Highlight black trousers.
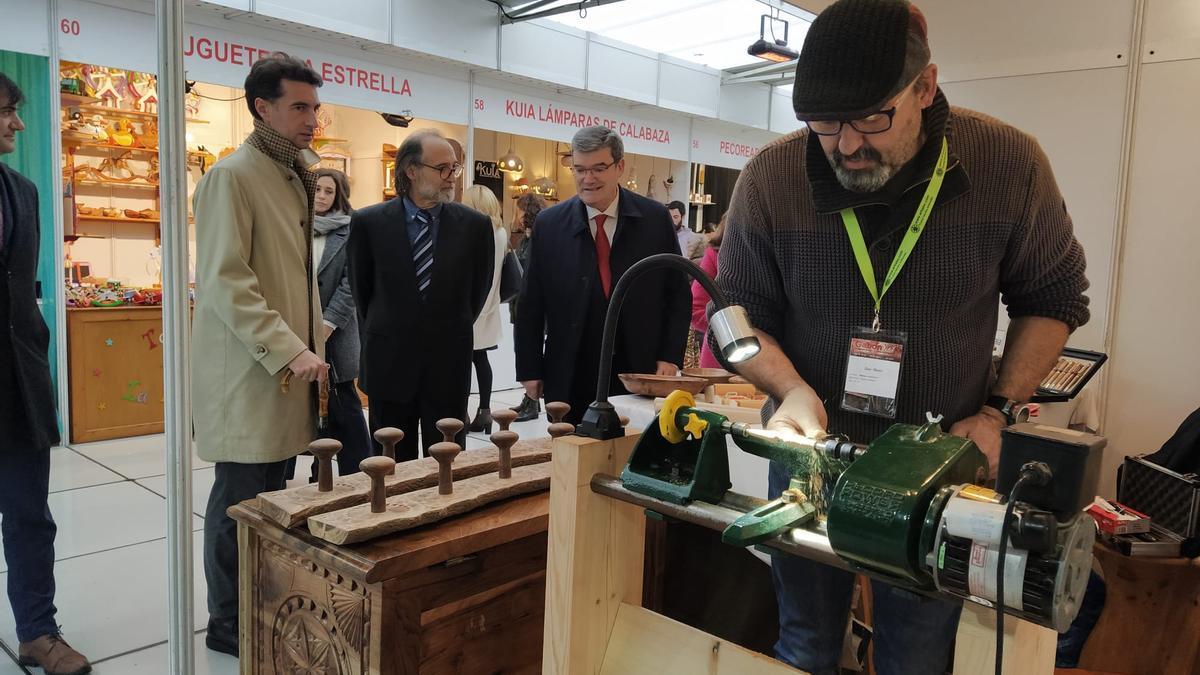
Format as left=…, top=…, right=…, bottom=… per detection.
left=285, top=379, right=373, bottom=480
left=203, top=460, right=288, bottom=626
left=369, top=393, right=468, bottom=461
left=0, top=448, right=58, bottom=643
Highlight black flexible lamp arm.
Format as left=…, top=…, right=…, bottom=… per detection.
left=576, top=253, right=760, bottom=439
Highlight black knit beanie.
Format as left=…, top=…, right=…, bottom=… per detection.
left=792, top=0, right=930, bottom=121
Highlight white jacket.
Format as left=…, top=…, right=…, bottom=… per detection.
left=473, top=227, right=508, bottom=349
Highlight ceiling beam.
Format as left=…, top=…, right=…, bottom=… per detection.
left=501, top=0, right=628, bottom=24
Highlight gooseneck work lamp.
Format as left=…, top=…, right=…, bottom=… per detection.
left=576, top=253, right=761, bottom=440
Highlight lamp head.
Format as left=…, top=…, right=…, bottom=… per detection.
left=709, top=305, right=760, bottom=364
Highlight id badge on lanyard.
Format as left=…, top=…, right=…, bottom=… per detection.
left=842, top=327, right=907, bottom=419
left=838, top=138, right=947, bottom=419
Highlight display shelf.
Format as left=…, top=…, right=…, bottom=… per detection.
left=67, top=141, right=158, bottom=156
left=77, top=214, right=160, bottom=224
left=75, top=103, right=208, bottom=124
left=74, top=214, right=192, bottom=225
left=313, top=136, right=348, bottom=145
left=72, top=179, right=159, bottom=190
left=60, top=92, right=101, bottom=107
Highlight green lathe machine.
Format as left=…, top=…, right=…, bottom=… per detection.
left=598, top=390, right=1102, bottom=633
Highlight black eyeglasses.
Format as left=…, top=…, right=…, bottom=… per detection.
left=570, top=162, right=616, bottom=178
left=420, top=162, right=464, bottom=179
left=800, top=83, right=916, bottom=137
left=802, top=108, right=899, bottom=136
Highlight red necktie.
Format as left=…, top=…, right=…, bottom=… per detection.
left=594, top=214, right=612, bottom=297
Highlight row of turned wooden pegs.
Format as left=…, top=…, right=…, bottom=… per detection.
left=254, top=401, right=630, bottom=545
left=307, top=402, right=576, bottom=501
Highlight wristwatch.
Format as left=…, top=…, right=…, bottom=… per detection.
left=984, top=395, right=1030, bottom=425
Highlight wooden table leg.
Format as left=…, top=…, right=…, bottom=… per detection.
left=542, top=433, right=645, bottom=675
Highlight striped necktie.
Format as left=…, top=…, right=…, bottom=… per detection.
left=413, top=209, right=434, bottom=299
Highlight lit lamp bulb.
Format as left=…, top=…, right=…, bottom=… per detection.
left=498, top=148, right=524, bottom=173
left=709, top=306, right=760, bottom=363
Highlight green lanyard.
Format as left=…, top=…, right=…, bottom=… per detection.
left=840, top=138, right=948, bottom=331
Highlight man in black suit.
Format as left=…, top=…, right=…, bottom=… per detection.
left=0, top=73, right=92, bottom=675
left=348, top=130, right=493, bottom=459
left=515, top=125, right=689, bottom=425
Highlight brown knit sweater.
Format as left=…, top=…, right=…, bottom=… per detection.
left=719, top=89, right=1090, bottom=443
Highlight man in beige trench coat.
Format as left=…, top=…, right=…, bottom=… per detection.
left=192, top=53, right=327, bottom=656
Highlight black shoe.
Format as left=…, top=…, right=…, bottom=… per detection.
left=206, top=619, right=239, bottom=657
left=513, top=395, right=541, bottom=423
left=468, top=408, right=493, bottom=434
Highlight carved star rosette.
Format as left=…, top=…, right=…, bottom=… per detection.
left=272, top=594, right=350, bottom=675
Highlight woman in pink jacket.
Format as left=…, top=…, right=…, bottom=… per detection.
left=689, top=218, right=724, bottom=369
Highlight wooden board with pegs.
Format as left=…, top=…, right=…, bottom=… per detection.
left=256, top=437, right=555, bottom=529
left=307, top=462, right=552, bottom=545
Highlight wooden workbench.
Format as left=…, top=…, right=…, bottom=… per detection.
left=228, top=491, right=549, bottom=674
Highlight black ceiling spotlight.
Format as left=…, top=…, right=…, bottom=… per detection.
left=380, top=110, right=414, bottom=127
left=747, top=13, right=799, bottom=63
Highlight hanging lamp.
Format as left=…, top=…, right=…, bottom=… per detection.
left=497, top=133, right=524, bottom=173
left=532, top=140, right=557, bottom=198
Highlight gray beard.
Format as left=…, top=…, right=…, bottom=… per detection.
left=832, top=163, right=896, bottom=193
left=416, top=185, right=453, bottom=205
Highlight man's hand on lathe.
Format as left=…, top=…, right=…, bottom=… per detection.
left=950, top=408, right=1005, bottom=478
left=766, top=385, right=828, bottom=439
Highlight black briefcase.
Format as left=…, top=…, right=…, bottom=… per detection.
left=1118, top=455, right=1200, bottom=539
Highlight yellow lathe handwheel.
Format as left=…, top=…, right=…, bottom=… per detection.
left=659, top=389, right=696, bottom=444
left=683, top=413, right=708, bottom=440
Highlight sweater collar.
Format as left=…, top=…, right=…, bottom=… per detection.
left=805, top=87, right=967, bottom=214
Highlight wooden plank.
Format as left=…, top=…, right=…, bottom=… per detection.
left=257, top=438, right=554, bottom=528
left=953, top=602, right=1056, bottom=675
left=542, top=433, right=645, bottom=675
left=307, top=464, right=552, bottom=545
left=599, top=602, right=802, bottom=675
left=237, top=522, right=255, bottom=675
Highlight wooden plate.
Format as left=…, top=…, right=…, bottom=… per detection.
left=681, top=367, right=735, bottom=386
left=618, top=373, right=708, bottom=397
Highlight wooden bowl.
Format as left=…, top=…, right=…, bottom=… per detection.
left=729, top=375, right=750, bottom=385
left=618, top=374, right=708, bottom=398
left=681, top=367, right=735, bottom=386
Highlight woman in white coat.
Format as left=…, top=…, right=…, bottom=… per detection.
left=462, top=185, right=508, bottom=433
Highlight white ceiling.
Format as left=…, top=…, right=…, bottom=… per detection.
left=546, top=0, right=813, bottom=71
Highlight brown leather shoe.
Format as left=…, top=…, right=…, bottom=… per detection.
left=18, top=634, right=92, bottom=675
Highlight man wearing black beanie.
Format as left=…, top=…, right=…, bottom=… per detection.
left=716, top=0, right=1089, bottom=672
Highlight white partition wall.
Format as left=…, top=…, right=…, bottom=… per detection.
left=1102, top=0, right=1200, bottom=495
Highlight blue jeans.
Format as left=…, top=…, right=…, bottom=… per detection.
left=768, top=460, right=961, bottom=675
left=0, top=448, right=59, bottom=643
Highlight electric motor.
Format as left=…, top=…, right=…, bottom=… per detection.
left=925, top=485, right=1096, bottom=632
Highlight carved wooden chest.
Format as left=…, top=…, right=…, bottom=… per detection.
left=229, top=492, right=548, bottom=674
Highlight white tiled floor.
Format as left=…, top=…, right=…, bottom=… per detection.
left=0, top=652, right=25, bottom=675
left=71, top=434, right=213, bottom=480
left=96, top=632, right=237, bottom=674
left=138, top=467, right=217, bottom=524
left=47, top=447, right=123, bottom=494
left=0, top=387, right=544, bottom=673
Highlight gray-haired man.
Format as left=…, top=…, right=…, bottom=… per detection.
left=348, top=129, right=494, bottom=459
left=514, top=125, right=689, bottom=424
